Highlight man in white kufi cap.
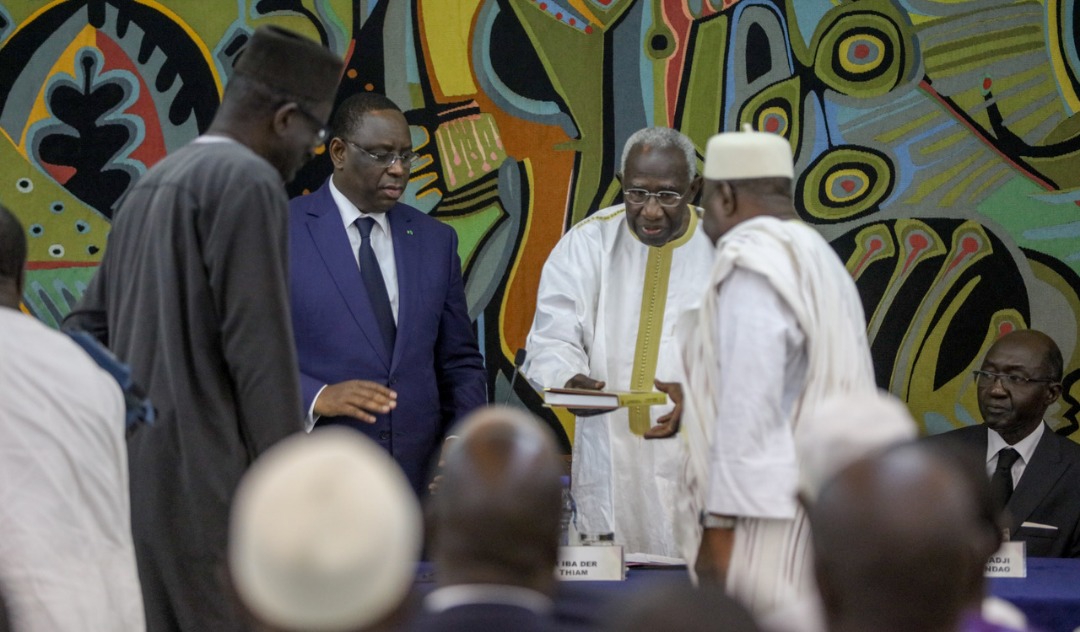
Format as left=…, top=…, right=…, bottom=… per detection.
left=229, top=428, right=422, bottom=632
left=670, top=125, right=876, bottom=616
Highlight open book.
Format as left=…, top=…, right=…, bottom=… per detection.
left=542, top=387, right=667, bottom=410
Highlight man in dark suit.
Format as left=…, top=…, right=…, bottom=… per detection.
left=928, top=329, right=1080, bottom=557
left=410, top=406, right=566, bottom=632
left=289, top=92, right=487, bottom=495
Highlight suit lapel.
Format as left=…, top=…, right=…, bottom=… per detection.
left=1006, top=425, right=1064, bottom=532
left=305, top=184, right=392, bottom=369
left=388, top=207, right=415, bottom=372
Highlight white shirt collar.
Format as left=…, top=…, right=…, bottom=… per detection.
left=986, top=421, right=1044, bottom=466
left=329, top=176, right=390, bottom=234
left=423, top=584, right=554, bottom=615
left=192, top=134, right=237, bottom=145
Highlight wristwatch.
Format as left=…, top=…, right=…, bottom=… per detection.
left=700, top=510, right=737, bottom=529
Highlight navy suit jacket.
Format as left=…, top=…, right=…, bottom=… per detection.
left=289, top=181, right=487, bottom=494
left=926, top=423, right=1080, bottom=557
left=408, top=603, right=568, bottom=632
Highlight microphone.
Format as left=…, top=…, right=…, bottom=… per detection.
left=503, top=348, right=528, bottom=405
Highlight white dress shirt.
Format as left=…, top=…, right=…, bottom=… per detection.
left=329, top=177, right=399, bottom=321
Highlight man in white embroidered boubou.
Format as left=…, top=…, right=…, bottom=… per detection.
left=523, top=127, right=715, bottom=557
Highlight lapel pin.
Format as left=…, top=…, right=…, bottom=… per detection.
left=407, top=229, right=414, bottom=235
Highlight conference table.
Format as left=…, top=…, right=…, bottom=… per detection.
left=417, top=559, right=1080, bottom=631
left=989, top=558, right=1080, bottom=632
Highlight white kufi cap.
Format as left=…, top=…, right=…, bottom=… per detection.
left=229, top=428, right=422, bottom=632
left=703, top=124, right=794, bottom=180
left=796, top=391, right=918, bottom=503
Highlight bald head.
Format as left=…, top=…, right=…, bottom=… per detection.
left=986, top=330, right=1062, bottom=382
left=431, top=406, right=564, bottom=592
left=810, top=442, right=1000, bottom=632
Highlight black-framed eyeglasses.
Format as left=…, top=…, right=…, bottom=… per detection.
left=290, top=103, right=329, bottom=146
left=623, top=188, right=689, bottom=208
left=972, top=370, right=1057, bottom=388
left=343, top=140, right=418, bottom=169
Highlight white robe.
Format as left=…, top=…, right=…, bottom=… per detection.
left=0, top=307, right=145, bottom=631
left=676, top=216, right=875, bottom=614
left=524, top=205, right=715, bottom=557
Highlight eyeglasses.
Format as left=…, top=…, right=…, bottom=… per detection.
left=623, top=188, right=689, bottom=208
left=972, top=370, right=1058, bottom=388
left=344, top=140, right=418, bottom=169
left=290, top=104, right=329, bottom=147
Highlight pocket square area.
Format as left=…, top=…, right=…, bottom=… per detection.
left=1019, top=521, right=1058, bottom=531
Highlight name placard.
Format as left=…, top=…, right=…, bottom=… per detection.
left=984, top=541, right=1026, bottom=578
left=557, top=545, right=625, bottom=581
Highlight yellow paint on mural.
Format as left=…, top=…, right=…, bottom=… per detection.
left=419, top=0, right=481, bottom=97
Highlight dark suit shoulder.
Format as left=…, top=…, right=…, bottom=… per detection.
left=1044, top=427, right=1080, bottom=461
left=923, top=423, right=987, bottom=445
left=392, top=203, right=456, bottom=233
left=921, top=424, right=987, bottom=463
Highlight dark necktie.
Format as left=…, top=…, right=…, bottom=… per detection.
left=990, top=447, right=1021, bottom=510
left=356, top=217, right=396, bottom=356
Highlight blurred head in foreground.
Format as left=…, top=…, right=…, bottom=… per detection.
left=229, top=428, right=422, bottom=632
left=429, top=405, right=564, bottom=595
left=810, top=441, right=1000, bottom=632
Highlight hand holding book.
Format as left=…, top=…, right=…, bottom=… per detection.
left=543, top=374, right=668, bottom=415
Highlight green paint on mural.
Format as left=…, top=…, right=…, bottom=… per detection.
left=441, top=204, right=504, bottom=270
left=681, top=15, right=727, bottom=150
left=977, top=176, right=1080, bottom=276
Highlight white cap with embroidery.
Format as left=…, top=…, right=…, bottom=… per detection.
left=230, top=427, right=421, bottom=632
left=704, top=123, right=795, bottom=180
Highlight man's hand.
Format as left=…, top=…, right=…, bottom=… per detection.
left=645, top=379, right=683, bottom=439
left=564, top=374, right=616, bottom=417
left=565, top=373, right=606, bottom=390
left=313, top=380, right=397, bottom=423
left=695, top=524, right=736, bottom=586
left=427, top=435, right=459, bottom=496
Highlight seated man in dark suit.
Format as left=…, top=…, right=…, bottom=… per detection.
left=928, top=329, right=1080, bottom=557
left=410, top=406, right=566, bottom=632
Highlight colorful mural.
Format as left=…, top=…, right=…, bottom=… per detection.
left=3, top=0, right=1080, bottom=447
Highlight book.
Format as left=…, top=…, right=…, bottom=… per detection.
left=541, top=387, right=668, bottom=409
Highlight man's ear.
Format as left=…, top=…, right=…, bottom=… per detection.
left=271, top=102, right=296, bottom=136
left=718, top=181, right=736, bottom=217
left=687, top=174, right=703, bottom=201
left=327, top=137, right=348, bottom=170
left=1045, top=381, right=1063, bottom=407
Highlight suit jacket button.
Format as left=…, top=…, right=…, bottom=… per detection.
left=379, top=431, right=391, bottom=441
left=389, top=378, right=397, bottom=386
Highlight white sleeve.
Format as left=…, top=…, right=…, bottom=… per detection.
left=706, top=267, right=804, bottom=520
left=522, top=229, right=601, bottom=389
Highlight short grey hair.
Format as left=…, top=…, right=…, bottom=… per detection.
left=620, top=127, right=697, bottom=181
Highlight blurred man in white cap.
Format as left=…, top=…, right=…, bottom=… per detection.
left=760, top=391, right=916, bottom=632
left=766, top=394, right=1029, bottom=632
left=230, top=427, right=422, bottom=632
left=64, top=25, right=344, bottom=631
left=809, top=442, right=1005, bottom=632
left=672, top=125, right=875, bottom=615
left=523, top=127, right=714, bottom=557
